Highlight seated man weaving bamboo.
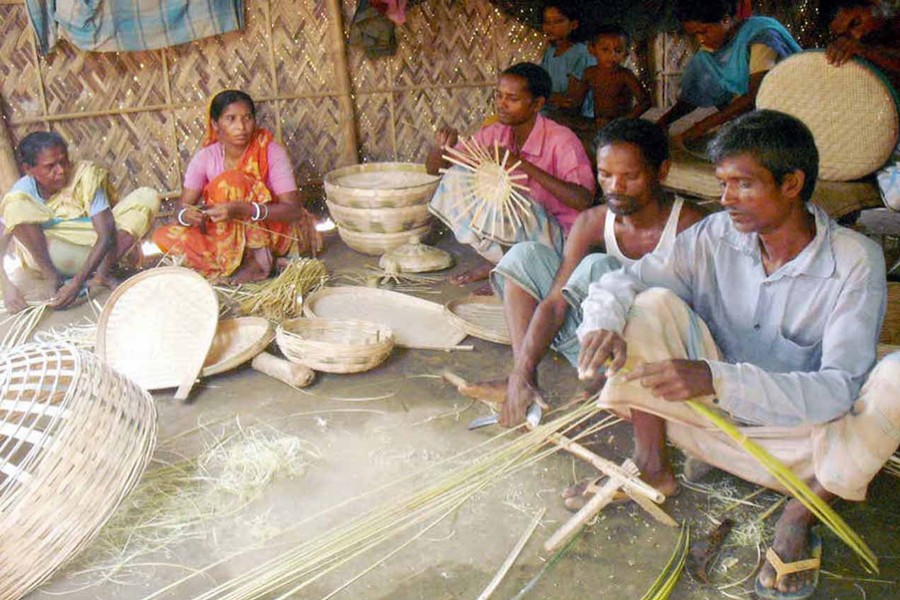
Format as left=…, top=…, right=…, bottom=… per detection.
left=0, top=131, right=160, bottom=312
left=426, top=62, right=596, bottom=286
left=575, top=110, right=899, bottom=600
left=462, top=119, right=706, bottom=440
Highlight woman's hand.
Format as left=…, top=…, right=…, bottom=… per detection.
left=205, top=202, right=248, bottom=223
left=180, top=205, right=207, bottom=227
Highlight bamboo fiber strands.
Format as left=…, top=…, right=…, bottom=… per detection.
left=440, top=138, right=533, bottom=244
left=223, top=258, right=328, bottom=322
left=141, top=404, right=619, bottom=600
left=639, top=523, right=690, bottom=600
left=0, top=303, right=47, bottom=350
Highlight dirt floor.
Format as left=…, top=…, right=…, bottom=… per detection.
left=9, top=227, right=900, bottom=600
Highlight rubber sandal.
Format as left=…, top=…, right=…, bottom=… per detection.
left=754, top=532, right=822, bottom=600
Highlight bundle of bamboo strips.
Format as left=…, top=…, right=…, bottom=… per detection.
left=140, top=404, right=620, bottom=600
left=440, top=138, right=533, bottom=243
left=219, top=259, right=328, bottom=322
left=639, top=523, right=690, bottom=600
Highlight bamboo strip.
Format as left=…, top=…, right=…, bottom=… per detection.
left=262, top=0, right=283, bottom=142
left=324, top=0, right=359, bottom=166
left=476, top=508, right=545, bottom=600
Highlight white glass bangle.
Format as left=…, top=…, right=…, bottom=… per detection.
left=250, top=202, right=262, bottom=222
left=177, top=208, right=191, bottom=227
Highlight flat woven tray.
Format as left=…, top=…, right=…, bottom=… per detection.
left=302, top=286, right=467, bottom=350
left=757, top=51, right=899, bottom=181
left=444, top=295, right=510, bottom=345
left=97, top=267, right=219, bottom=393
left=202, top=317, right=275, bottom=377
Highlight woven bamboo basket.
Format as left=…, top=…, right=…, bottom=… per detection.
left=276, top=317, right=394, bottom=373
left=881, top=282, right=900, bottom=345
left=326, top=199, right=432, bottom=233
left=324, top=162, right=440, bottom=209
left=444, top=295, right=511, bottom=345
left=338, top=224, right=432, bottom=256
left=378, top=236, right=454, bottom=274
left=0, top=343, right=157, bottom=600
left=201, top=317, right=275, bottom=377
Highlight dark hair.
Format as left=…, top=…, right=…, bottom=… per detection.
left=17, top=131, right=67, bottom=167
left=542, top=2, right=581, bottom=23
left=501, top=63, right=553, bottom=101
left=674, top=0, right=736, bottom=24
left=822, top=0, right=877, bottom=22
left=590, top=24, right=631, bottom=45
left=209, top=89, right=256, bottom=121
left=708, top=110, right=819, bottom=202
left=593, top=118, right=669, bottom=171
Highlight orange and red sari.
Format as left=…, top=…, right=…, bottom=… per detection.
left=153, top=128, right=317, bottom=278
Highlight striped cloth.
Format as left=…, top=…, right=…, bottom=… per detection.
left=25, top=0, right=244, bottom=54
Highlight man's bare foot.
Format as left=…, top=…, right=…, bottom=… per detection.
left=448, top=261, right=494, bottom=286
left=228, top=256, right=270, bottom=285
left=756, top=501, right=820, bottom=597
left=638, top=465, right=680, bottom=498
left=560, top=467, right=680, bottom=512
left=3, top=285, right=27, bottom=314
left=458, top=377, right=508, bottom=405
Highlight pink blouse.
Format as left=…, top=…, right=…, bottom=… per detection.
left=183, top=141, right=298, bottom=196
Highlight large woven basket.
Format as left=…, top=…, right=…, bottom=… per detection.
left=757, top=51, right=899, bottom=181
left=0, top=343, right=157, bottom=600
left=326, top=199, right=432, bottom=233
left=444, top=295, right=511, bottom=345
left=276, top=317, right=394, bottom=373
left=324, top=162, right=440, bottom=209
left=338, top=224, right=432, bottom=256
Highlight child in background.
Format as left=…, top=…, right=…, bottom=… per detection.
left=583, top=25, right=651, bottom=127
left=540, top=3, right=595, bottom=117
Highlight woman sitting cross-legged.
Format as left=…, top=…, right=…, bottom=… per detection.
left=153, top=89, right=321, bottom=283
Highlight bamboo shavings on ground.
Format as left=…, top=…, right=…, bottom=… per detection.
left=64, top=421, right=321, bottom=588
left=34, top=316, right=98, bottom=349
left=639, top=523, right=690, bottom=600
left=139, top=404, right=619, bottom=600
left=0, top=302, right=48, bottom=349
left=223, top=258, right=328, bottom=322
left=688, top=401, right=878, bottom=573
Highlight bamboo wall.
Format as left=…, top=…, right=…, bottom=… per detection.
left=0, top=0, right=687, bottom=197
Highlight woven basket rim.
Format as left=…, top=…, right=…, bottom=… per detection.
left=444, top=295, right=511, bottom=345
left=275, top=317, right=394, bottom=373
left=201, top=316, right=275, bottom=377
left=324, top=162, right=440, bottom=192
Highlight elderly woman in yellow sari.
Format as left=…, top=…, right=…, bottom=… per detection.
left=153, top=90, right=321, bottom=283
left=0, top=131, right=160, bottom=312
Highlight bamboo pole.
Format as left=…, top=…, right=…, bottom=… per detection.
left=323, top=0, right=359, bottom=167
left=262, top=0, right=283, bottom=142
left=0, top=109, right=19, bottom=192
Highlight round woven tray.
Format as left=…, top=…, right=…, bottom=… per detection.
left=324, top=162, right=439, bottom=209
left=276, top=317, right=394, bottom=373
left=202, top=317, right=275, bottom=377
left=338, top=224, right=432, bottom=256
left=444, top=295, right=511, bottom=345
left=96, top=267, right=219, bottom=392
left=326, top=199, right=432, bottom=233
left=302, top=286, right=467, bottom=350
left=757, top=51, right=899, bottom=181
left=0, top=343, right=156, bottom=600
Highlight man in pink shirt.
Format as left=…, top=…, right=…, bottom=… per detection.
left=427, top=62, right=596, bottom=285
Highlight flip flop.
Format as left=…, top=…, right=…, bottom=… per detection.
left=754, top=531, right=822, bottom=600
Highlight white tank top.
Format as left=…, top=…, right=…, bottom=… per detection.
left=604, top=196, right=685, bottom=268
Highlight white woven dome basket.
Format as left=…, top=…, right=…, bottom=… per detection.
left=276, top=318, right=394, bottom=374
left=0, top=343, right=157, bottom=600
left=757, top=51, right=899, bottom=181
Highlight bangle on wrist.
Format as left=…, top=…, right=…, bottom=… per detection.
left=259, top=203, right=269, bottom=221
left=250, top=202, right=262, bottom=222
left=177, top=207, right=190, bottom=227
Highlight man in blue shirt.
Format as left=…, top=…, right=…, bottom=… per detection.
left=576, top=110, right=898, bottom=599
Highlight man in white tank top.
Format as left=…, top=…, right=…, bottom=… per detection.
left=461, top=119, right=706, bottom=429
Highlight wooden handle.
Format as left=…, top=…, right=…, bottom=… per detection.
left=544, top=475, right=624, bottom=553
left=251, top=352, right=315, bottom=388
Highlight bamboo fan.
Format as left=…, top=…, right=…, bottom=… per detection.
left=440, top=138, right=534, bottom=245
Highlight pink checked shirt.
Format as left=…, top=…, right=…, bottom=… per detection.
left=469, top=114, right=595, bottom=233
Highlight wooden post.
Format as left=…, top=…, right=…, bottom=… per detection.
left=324, top=0, right=359, bottom=167
left=0, top=111, right=19, bottom=192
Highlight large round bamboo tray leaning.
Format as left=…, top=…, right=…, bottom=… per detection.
left=326, top=199, right=432, bottom=233
left=0, top=343, right=157, bottom=600
left=338, top=224, right=432, bottom=256
left=303, top=286, right=467, bottom=350
left=324, top=162, right=440, bottom=209
left=276, top=317, right=394, bottom=373
left=201, top=317, right=275, bottom=377
left=444, top=295, right=511, bottom=345
left=757, top=51, right=899, bottom=181
left=96, top=267, right=219, bottom=396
